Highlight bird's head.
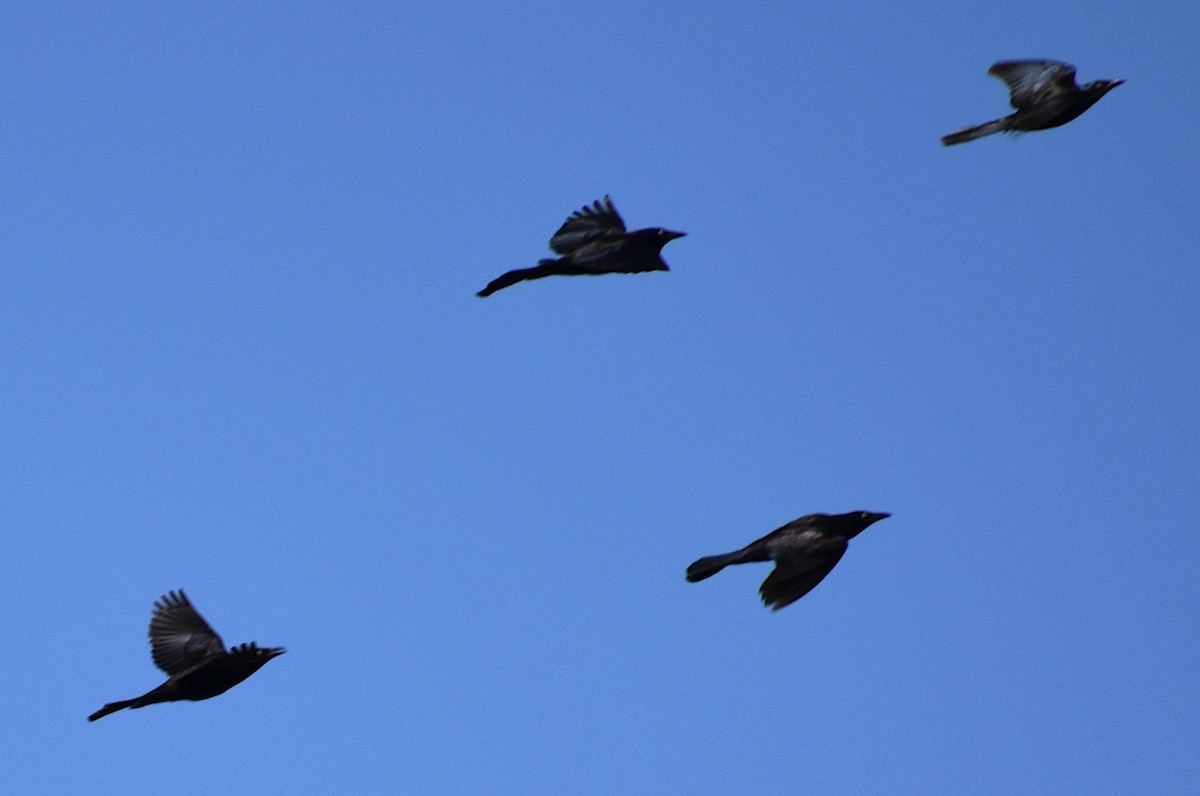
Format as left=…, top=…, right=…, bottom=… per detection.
left=233, top=642, right=287, bottom=667
left=632, top=227, right=687, bottom=250
left=1084, top=78, right=1124, bottom=98
left=845, top=511, right=890, bottom=538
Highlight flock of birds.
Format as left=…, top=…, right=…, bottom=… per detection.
left=89, top=58, right=1123, bottom=723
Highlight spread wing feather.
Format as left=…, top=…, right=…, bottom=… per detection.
left=548, top=196, right=626, bottom=255
left=149, top=590, right=225, bottom=675
left=989, top=60, right=1078, bottom=109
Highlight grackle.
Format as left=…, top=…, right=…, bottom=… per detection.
left=686, top=511, right=890, bottom=611
left=942, top=60, right=1123, bottom=146
left=88, top=590, right=284, bottom=721
left=476, top=196, right=684, bottom=297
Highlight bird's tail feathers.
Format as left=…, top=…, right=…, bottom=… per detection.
left=686, top=553, right=739, bottom=582
left=476, top=262, right=565, bottom=297
left=88, top=699, right=137, bottom=722
left=941, top=118, right=1008, bottom=146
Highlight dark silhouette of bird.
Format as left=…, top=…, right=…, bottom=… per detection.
left=686, top=511, right=890, bottom=611
left=476, top=196, right=685, bottom=297
left=942, top=60, right=1123, bottom=146
left=88, top=590, right=284, bottom=722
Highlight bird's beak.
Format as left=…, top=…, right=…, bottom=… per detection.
left=664, top=230, right=687, bottom=241
left=266, top=646, right=287, bottom=660
left=871, top=512, right=891, bottom=522
left=1110, top=79, right=1125, bottom=88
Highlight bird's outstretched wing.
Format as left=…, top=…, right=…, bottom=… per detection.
left=989, top=60, right=1078, bottom=109
left=548, top=196, right=626, bottom=255
left=149, top=590, right=226, bottom=675
left=759, top=538, right=848, bottom=611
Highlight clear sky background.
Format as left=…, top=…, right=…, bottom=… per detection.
left=2, top=2, right=1197, bottom=793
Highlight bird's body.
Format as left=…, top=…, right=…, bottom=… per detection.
left=88, top=590, right=284, bottom=722
left=686, top=511, right=890, bottom=611
left=942, top=60, right=1123, bottom=146
left=476, top=196, right=684, bottom=297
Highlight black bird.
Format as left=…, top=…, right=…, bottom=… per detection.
left=942, top=60, right=1123, bottom=146
left=88, top=590, right=284, bottom=722
left=476, top=196, right=685, bottom=297
left=686, top=511, right=890, bottom=611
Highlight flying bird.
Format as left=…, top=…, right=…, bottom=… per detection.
left=686, top=511, right=890, bottom=611
left=476, top=196, right=685, bottom=297
left=942, top=59, right=1123, bottom=146
left=88, top=590, right=284, bottom=721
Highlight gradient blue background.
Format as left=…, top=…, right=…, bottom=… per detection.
left=3, top=2, right=1197, bottom=793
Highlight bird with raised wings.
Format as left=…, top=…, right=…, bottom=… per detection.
left=88, top=590, right=284, bottom=721
left=476, top=196, right=685, bottom=297
left=942, top=59, right=1123, bottom=146
left=686, top=511, right=890, bottom=611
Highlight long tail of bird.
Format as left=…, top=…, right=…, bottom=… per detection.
left=941, top=118, right=1009, bottom=146
left=476, top=260, right=566, bottom=297
left=88, top=699, right=137, bottom=722
left=686, top=552, right=741, bottom=582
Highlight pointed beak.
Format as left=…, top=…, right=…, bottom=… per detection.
left=266, top=647, right=287, bottom=660
left=664, top=230, right=687, bottom=241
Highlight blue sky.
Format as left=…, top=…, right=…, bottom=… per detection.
left=3, top=2, right=1197, bottom=793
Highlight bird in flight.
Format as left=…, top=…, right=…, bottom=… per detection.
left=88, top=590, right=284, bottom=721
left=942, top=59, right=1123, bottom=146
left=476, top=196, right=685, bottom=297
left=686, top=511, right=890, bottom=611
